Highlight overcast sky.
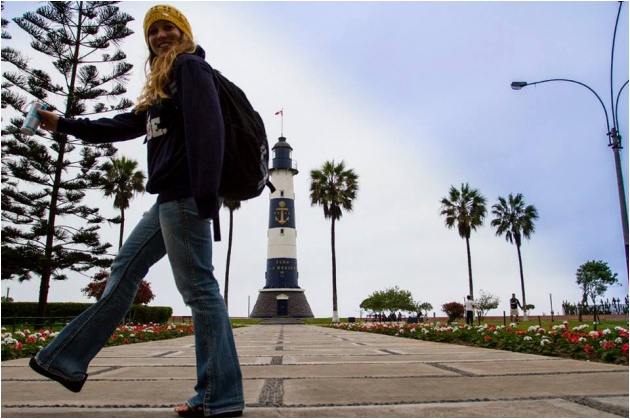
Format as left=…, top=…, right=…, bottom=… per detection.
left=2, top=1, right=628, bottom=319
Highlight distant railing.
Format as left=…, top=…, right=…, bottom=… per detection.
left=169, top=316, right=193, bottom=324
left=562, top=298, right=629, bottom=316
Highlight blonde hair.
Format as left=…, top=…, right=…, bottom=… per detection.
left=135, top=34, right=196, bottom=112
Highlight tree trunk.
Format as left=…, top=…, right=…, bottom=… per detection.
left=39, top=135, right=68, bottom=321
left=579, top=294, right=586, bottom=322
left=516, top=242, right=527, bottom=319
left=224, top=209, right=234, bottom=308
left=119, top=207, right=125, bottom=250
left=465, top=236, right=474, bottom=299
left=331, top=217, right=339, bottom=322
left=37, top=2, right=86, bottom=321
left=591, top=296, right=599, bottom=324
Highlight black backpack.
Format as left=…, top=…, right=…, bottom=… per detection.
left=213, top=70, right=273, bottom=201
left=212, top=69, right=275, bottom=240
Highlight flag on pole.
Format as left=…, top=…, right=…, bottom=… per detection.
left=275, top=109, right=284, bottom=136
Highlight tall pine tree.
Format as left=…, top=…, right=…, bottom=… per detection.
left=1, top=3, right=11, bottom=40
left=1, top=2, right=134, bottom=317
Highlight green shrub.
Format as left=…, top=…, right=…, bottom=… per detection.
left=1, top=302, right=172, bottom=326
left=127, top=305, right=172, bottom=324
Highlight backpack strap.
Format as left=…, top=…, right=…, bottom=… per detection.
left=267, top=180, right=276, bottom=194
left=213, top=215, right=221, bottom=242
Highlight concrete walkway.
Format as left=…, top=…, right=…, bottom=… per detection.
left=2, top=323, right=628, bottom=417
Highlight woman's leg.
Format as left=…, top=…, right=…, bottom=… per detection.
left=34, top=203, right=166, bottom=382
left=160, top=198, right=244, bottom=416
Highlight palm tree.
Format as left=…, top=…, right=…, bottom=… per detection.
left=491, top=193, right=539, bottom=314
left=309, top=160, right=359, bottom=322
left=222, top=199, right=241, bottom=309
left=439, top=183, right=487, bottom=299
left=101, top=157, right=146, bottom=250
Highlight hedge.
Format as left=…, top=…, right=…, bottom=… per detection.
left=1, top=302, right=173, bottom=325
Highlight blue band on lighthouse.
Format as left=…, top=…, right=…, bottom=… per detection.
left=265, top=258, right=298, bottom=288
left=269, top=198, right=296, bottom=229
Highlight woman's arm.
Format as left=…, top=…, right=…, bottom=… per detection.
left=38, top=109, right=146, bottom=144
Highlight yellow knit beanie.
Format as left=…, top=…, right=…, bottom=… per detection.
left=143, top=5, right=193, bottom=45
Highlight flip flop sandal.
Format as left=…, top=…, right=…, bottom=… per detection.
left=175, top=404, right=205, bottom=418
left=175, top=404, right=243, bottom=418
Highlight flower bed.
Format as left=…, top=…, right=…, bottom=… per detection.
left=1, top=323, right=195, bottom=361
left=327, top=321, right=629, bottom=365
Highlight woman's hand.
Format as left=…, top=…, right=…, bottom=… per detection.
left=37, top=109, right=60, bottom=132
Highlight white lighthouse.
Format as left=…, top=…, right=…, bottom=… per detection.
left=250, top=136, right=313, bottom=318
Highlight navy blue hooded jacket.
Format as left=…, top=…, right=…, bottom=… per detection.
left=58, top=46, right=223, bottom=221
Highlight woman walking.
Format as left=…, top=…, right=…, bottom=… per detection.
left=31, top=5, right=244, bottom=417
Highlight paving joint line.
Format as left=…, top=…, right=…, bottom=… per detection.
left=266, top=369, right=626, bottom=379
left=249, top=393, right=630, bottom=409
left=563, top=396, right=629, bottom=418
left=427, top=362, right=478, bottom=377
left=377, top=349, right=402, bottom=355
left=152, top=351, right=179, bottom=358
left=86, top=366, right=121, bottom=377
left=5, top=368, right=625, bottom=383
left=257, top=378, right=284, bottom=407
left=4, top=394, right=629, bottom=411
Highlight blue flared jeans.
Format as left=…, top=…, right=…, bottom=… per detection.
left=35, top=198, right=244, bottom=415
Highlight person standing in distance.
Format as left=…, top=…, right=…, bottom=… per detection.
left=31, top=5, right=244, bottom=417
left=509, top=293, right=523, bottom=323
left=465, top=295, right=474, bottom=326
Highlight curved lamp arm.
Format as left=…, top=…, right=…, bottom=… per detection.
left=511, top=79, right=611, bottom=134
left=610, top=2, right=624, bottom=125
left=615, top=80, right=628, bottom=131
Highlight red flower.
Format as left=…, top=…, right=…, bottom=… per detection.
left=484, top=335, right=492, bottom=341
left=584, top=344, right=594, bottom=355
left=602, top=341, right=617, bottom=350
left=621, top=343, right=628, bottom=355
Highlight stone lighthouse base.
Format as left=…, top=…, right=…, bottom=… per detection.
left=250, top=288, right=314, bottom=318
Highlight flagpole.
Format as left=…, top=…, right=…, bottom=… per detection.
left=276, top=108, right=284, bottom=137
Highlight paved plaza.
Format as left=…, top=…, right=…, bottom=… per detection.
left=2, top=322, right=628, bottom=417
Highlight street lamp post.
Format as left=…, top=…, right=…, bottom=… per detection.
left=511, top=2, right=629, bottom=276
